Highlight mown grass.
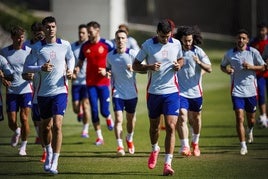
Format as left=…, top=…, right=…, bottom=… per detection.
left=0, top=39, right=268, bottom=179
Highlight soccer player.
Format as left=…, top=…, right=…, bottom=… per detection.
left=105, top=29, right=138, bottom=156
left=133, top=19, right=183, bottom=176
left=23, top=21, right=47, bottom=162
left=1, top=25, right=32, bottom=156
left=175, top=26, right=212, bottom=157
left=0, top=55, right=14, bottom=122
left=220, top=29, right=265, bottom=155
left=112, top=24, right=140, bottom=51
left=249, top=22, right=268, bottom=128
left=23, top=16, right=75, bottom=174
left=71, top=24, right=90, bottom=138
left=76, top=21, right=114, bottom=146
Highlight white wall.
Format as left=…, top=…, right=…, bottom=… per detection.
left=51, top=0, right=126, bottom=42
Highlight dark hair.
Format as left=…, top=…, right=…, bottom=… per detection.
left=78, top=24, right=87, bottom=30
left=42, top=16, right=56, bottom=25
left=31, top=22, right=43, bottom=32
left=10, top=25, right=25, bottom=37
left=87, top=21, right=100, bottom=29
left=115, top=29, right=127, bottom=37
left=175, top=25, right=203, bottom=45
left=257, top=22, right=267, bottom=29
left=157, top=19, right=172, bottom=34
left=236, top=28, right=249, bottom=37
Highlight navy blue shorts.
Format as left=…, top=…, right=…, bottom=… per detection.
left=147, top=92, right=180, bottom=118
left=71, top=85, right=88, bottom=101
left=112, top=97, right=138, bottom=113
left=6, top=93, right=32, bottom=112
left=37, top=93, right=68, bottom=119
left=232, top=96, right=257, bottom=113
left=180, top=96, right=203, bottom=112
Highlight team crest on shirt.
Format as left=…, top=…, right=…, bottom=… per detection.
left=50, top=50, right=56, bottom=60
left=162, top=50, right=168, bottom=58
left=98, top=46, right=104, bottom=54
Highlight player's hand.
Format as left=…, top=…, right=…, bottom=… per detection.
left=41, top=60, right=54, bottom=72
left=127, top=64, right=133, bottom=72
left=242, top=62, right=251, bottom=70
left=2, top=78, right=11, bottom=87
left=227, top=66, right=234, bottom=75
left=173, top=61, right=181, bottom=71
left=193, top=55, right=201, bottom=64
left=66, top=69, right=73, bottom=80
left=98, top=67, right=106, bottom=76
left=150, top=62, right=161, bottom=71
left=22, top=73, right=34, bottom=81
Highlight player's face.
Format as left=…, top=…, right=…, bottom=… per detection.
left=181, top=35, right=193, bottom=50
left=236, top=33, right=249, bottom=49
left=43, top=22, right=57, bottom=39
left=12, top=33, right=24, bottom=47
left=115, top=32, right=127, bottom=49
left=87, top=26, right=99, bottom=41
left=157, top=31, right=171, bottom=44
left=33, top=30, right=45, bottom=42
left=259, top=27, right=268, bottom=39
left=79, top=27, right=88, bottom=42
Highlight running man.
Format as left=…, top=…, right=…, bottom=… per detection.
left=0, top=55, right=14, bottom=122
left=76, top=21, right=114, bottom=146
left=249, top=22, right=268, bottom=128
left=71, top=24, right=90, bottom=138
left=24, top=16, right=75, bottom=174
left=105, top=29, right=138, bottom=156
left=133, top=19, right=183, bottom=176
left=175, top=25, right=212, bottom=157
left=1, top=25, right=32, bottom=156
left=220, top=29, right=265, bottom=155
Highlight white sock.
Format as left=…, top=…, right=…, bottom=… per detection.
left=180, top=139, right=190, bottom=148
left=192, top=134, right=200, bottom=144
left=45, top=144, right=53, bottom=156
left=164, top=154, right=173, bottom=165
left=240, top=141, right=247, bottom=149
left=51, top=153, right=60, bottom=170
left=96, top=129, right=103, bottom=139
left=152, top=143, right=160, bottom=151
left=15, top=127, right=21, bottom=135
left=20, top=141, right=27, bottom=150
left=82, top=123, right=89, bottom=133
left=126, top=132, right=134, bottom=142
left=117, top=139, right=123, bottom=148
left=247, top=127, right=253, bottom=134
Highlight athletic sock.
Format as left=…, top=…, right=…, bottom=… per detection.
left=117, top=139, right=123, bottom=148
left=152, top=143, right=160, bottom=151
left=164, top=154, right=173, bottom=165
left=180, top=139, right=190, bottom=148
left=96, top=129, right=103, bottom=139
left=192, top=134, right=200, bottom=144
left=82, top=123, right=89, bottom=133
left=126, top=132, right=134, bottom=142
left=240, top=141, right=247, bottom=149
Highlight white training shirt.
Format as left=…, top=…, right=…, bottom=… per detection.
left=24, top=38, right=75, bottom=97
left=107, top=48, right=138, bottom=99
left=71, top=41, right=86, bottom=85
left=221, top=46, right=265, bottom=97
left=0, top=55, right=14, bottom=105
left=178, top=45, right=211, bottom=98
left=1, top=44, right=32, bottom=94
left=135, top=37, right=183, bottom=95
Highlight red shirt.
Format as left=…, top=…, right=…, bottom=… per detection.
left=80, top=38, right=114, bottom=86
left=250, top=37, right=268, bottom=77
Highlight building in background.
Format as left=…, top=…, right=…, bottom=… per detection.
left=51, top=0, right=126, bottom=41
